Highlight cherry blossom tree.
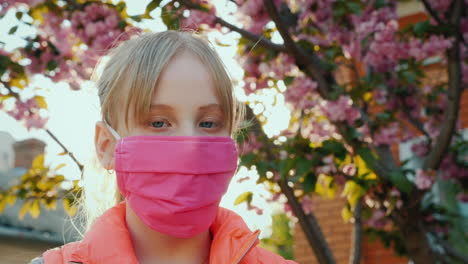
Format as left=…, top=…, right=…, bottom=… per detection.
left=0, top=0, right=467, bottom=263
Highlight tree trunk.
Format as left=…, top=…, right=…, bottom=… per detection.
left=397, top=208, right=437, bottom=264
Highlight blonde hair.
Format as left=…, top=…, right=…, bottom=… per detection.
left=80, top=30, right=245, bottom=231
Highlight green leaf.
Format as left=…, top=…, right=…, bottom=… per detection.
left=296, top=158, right=313, bottom=178
left=357, top=147, right=376, bottom=170
left=255, top=161, right=269, bottom=178
left=401, top=71, right=418, bottom=84
left=389, top=171, right=413, bottom=194
left=115, top=1, right=126, bottom=12
left=322, top=140, right=347, bottom=160
left=46, top=60, right=58, bottom=71
left=283, top=76, right=295, bottom=86
left=239, top=153, right=256, bottom=167
left=143, top=0, right=162, bottom=19
left=279, top=159, right=294, bottom=178
left=129, top=15, right=142, bottom=22
left=8, top=25, right=18, bottom=35
left=303, top=173, right=317, bottom=193
left=15, top=11, right=23, bottom=20
left=234, top=191, right=253, bottom=206
left=413, top=21, right=431, bottom=37
left=346, top=2, right=361, bottom=14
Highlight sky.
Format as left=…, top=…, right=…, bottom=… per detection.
left=0, top=0, right=291, bottom=237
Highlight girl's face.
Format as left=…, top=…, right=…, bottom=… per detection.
left=95, top=51, right=229, bottom=169
left=127, top=51, right=229, bottom=137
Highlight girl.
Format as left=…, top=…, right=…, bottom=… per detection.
left=32, top=31, right=297, bottom=264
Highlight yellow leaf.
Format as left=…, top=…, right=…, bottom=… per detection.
left=363, top=92, right=372, bottom=102
left=30, top=8, right=46, bottom=25
left=54, top=163, right=66, bottom=171
left=57, top=152, right=68, bottom=156
left=0, top=198, right=6, bottom=213
left=5, top=193, right=16, bottom=206
left=44, top=199, right=56, bottom=210
left=32, top=154, right=44, bottom=169
left=234, top=191, right=253, bottom=206
left=19, top=200, right=31, bottom=220
left=315, top=174, right=336, bottom=199
left=342, top=181, right=365, bottom=208
left=34, top=95, right=48, bottom=109
left=10, top=76, right=28, bottom=89
left=342, top=207, right=352, bottom=222
left=29, top=199, right=40, bottom=219
left=355, top=156, right=377, bottom=180
left=63, top=199, right=77, bottom=217
left=37, top=180, right=48, bottom=191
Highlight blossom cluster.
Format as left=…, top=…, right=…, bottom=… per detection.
left=0, top=97, right=48, bottom=130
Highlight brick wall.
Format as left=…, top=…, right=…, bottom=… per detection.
left=293, top=195, right=353, bottom=264
left=13, top=139, right=45, bottom=169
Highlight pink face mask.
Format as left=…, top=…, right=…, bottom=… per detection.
left=107, top=125, right=238, bottom=238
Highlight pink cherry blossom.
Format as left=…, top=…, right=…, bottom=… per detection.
left=427, top=0, right=451, bottom=14
left=365, top=210, right=388, bottom=229
left=440, top=154, right=468, bottom=180
left=411, top=141, right=429, bottom=157
left=284, top=75, right=318, bottom=108
left=373, top=122, right=399, bottom=146
left=5, top=98, right=48, bottom=130
left=342, top=164, right=356, bottom=176
left=415, top=169, right=434, bottom=190
left=457, top=193, right=468, bottom=203
left=321, top=95, right=360, bottom=125
left=239, top=132, right=262, bottom=154
left=182, top=8, right=217, bottom=30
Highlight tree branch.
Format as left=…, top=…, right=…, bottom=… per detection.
left=44, top=129, right=84, bottom=173
left=278, top=179, right=337, bottom=264
left=177, top=0, right=285, bottom=52
left=437, top=234, right=468, bottom=263
left=262, top=0, right=334, bottom=98
left=245, top=105, right=336, bottom=264
left=398, top=95, right=432, bottom=141
left=349, top=197, right=363, bottom=264
left=424, top=0, right=463, bottom=170
left=213, top=17, right=286, bottom=52
left=420, top=0, right=444, bottom=25
left=2, top=83, right=84, bottom=174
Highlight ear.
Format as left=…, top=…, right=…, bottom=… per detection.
left=95, top=121, right=117, bottom=170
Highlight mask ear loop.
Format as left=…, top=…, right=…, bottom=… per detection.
left=104, top=120, right=121, bottom=140
left=103, top=120, right=120, bottom=173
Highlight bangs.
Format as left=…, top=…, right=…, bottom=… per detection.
left=98, top=31, right=242, bottom=136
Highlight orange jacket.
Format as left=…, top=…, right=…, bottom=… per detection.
left=40, top=202, right=297, bottom=264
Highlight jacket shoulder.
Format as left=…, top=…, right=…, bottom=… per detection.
left=39, top=241, right=83, bottom=264
left=245, top=246, right=298, bottom=264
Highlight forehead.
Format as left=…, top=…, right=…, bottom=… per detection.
left=151, top=51, right=220, bottom=108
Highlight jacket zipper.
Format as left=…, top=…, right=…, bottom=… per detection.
left=233, top=232, right=260, bottom=264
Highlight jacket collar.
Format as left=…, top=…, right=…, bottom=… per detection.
left=70, top=202, right=260, bottom=264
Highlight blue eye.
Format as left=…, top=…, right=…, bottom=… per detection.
left=200, top=121, right=215, bottom=128
left=151, top=121, right=166, bottom=128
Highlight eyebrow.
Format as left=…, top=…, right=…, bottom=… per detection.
left=150, top=104, right=223, bottom=112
